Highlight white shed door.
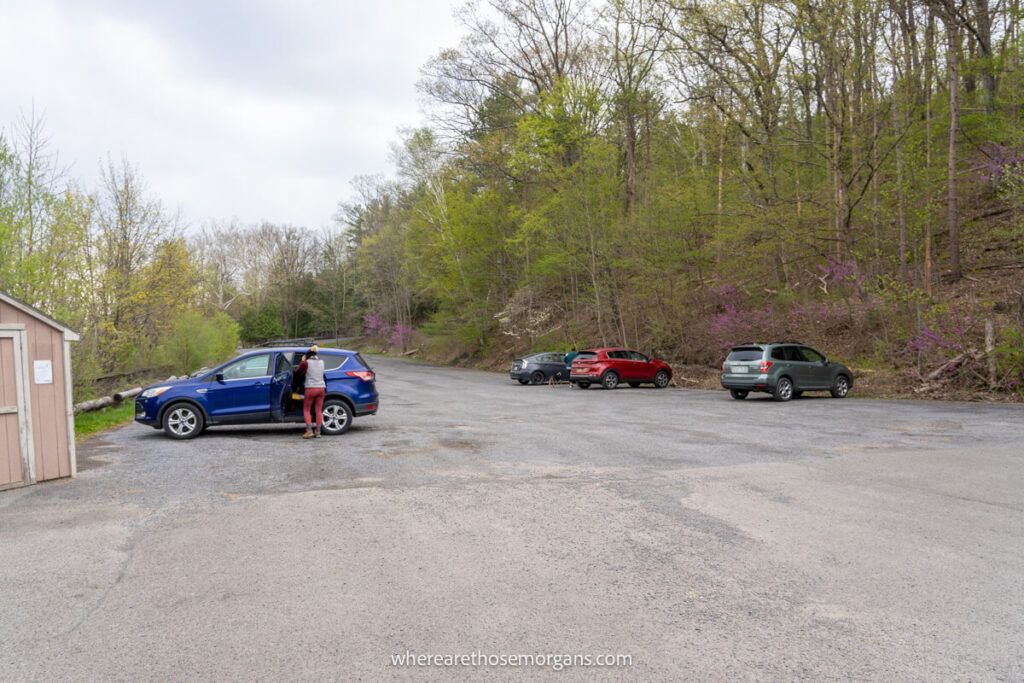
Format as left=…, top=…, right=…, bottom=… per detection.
left=0, top=332, right=32, bottom=489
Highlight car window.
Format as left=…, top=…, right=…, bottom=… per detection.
left=628, top=351, right=649, bottom=362
left=221, top=354, right=271, bottom=380
left=275, top=354, right=290, bottom=375
left=607, top=350, right=628, bottom=360
left=771, top=347, right=787, bottom=361
left=548, top=353, right=566, bottom=363
left=799, top=347, right=825, bottom=363
left=727, top=347, right=763, bottom=362
left=784, top=347, right=804, bottom=362
left=321, top=355, right=348, bottom=371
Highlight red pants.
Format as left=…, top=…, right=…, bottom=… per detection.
left=303, top=387, right=325, bottom=428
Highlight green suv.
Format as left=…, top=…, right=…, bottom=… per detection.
left=720, top=342, right=852, bottom=402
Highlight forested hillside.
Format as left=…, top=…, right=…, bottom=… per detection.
left=347, top=0, right=1024, bottom=398
left=2, top=0, right=1023, bottom=399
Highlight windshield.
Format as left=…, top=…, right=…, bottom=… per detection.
left=727, top=347, right=763, bottom=362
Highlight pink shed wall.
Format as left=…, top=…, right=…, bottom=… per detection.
left=0, top=299, right=72, bottom=481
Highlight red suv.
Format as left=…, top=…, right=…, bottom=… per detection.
left=569, top=348, right=673, bottom=389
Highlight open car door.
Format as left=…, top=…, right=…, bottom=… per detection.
left=270, top=352, right=294, bottom=421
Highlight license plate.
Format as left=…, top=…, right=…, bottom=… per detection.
left=731, top=365, right=748, bottom=373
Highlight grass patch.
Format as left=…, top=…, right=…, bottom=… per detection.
left=75, top=401, right=136, bottom=440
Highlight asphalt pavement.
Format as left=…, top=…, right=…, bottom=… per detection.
left=1, top=356, right=1023, bottom=680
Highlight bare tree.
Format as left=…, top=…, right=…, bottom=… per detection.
left=420, top=0, right=597, bottom=140
left=599, top=0, right=665, bottom=212
left=96, top=156, right=170, bottom=328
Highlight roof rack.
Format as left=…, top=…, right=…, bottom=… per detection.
left=768, top=340, right=804, bottom=345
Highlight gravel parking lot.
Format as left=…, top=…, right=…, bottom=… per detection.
left=2, top=356, right=1023, bottom=680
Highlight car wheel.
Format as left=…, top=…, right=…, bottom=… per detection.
left=576, top=382, right=590, bottom=389
left=601, top=371, right=620, bottom=390
left=830, top=375, right=851, bottom=399
left=628, top=382, right=641, bottom=388
left=162, top=403, right=204, bottom=439
left=530, top=370, right=545, bottom=385
left=729, top=389, right=748, bottom=400
left=517, top=378, right=529, bottom=385
left=654, top=370, right=671, bottom=388
left=773, top=377, right=794, bottom=402
left=321, top=399, right=353, bottom=435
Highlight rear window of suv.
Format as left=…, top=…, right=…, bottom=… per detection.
left=727, top=347, right=764, bottom=362
left=322, top=354, right=348, bottom=371
left=575, top=351, right=597, bottom=360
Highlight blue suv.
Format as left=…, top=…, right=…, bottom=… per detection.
left=135, top=347, right=379, bottom=439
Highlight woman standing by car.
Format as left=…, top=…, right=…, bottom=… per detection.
left=299, top=346, right=326, bottom=438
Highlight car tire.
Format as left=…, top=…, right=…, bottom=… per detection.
left=162, top=403, right=204, bottom=439
left=654, top=370, right=671, bottom=388
left=773, top=377, right=794, bottom=402
left=729, top=389, right=748, bottom=400
left=517, top=378, right=529, bottom=385
left=830, top=375, right=851, bottom=399
left=601, top=371, right=620, bottom=390
left=530, top=370, right=545, bottom=385
left=576, top=382, right=590, bottom=389
left=321, top=399, right=353, bottom=435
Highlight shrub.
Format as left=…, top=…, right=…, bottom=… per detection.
left=363, top=312, right=390, bottom=336
left=996, top=327, right=1024, bottom=394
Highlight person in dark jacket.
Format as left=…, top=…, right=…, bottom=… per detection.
left=563, top=346, right=578, bottom=381
left=290, top=353, right=307, bottom=406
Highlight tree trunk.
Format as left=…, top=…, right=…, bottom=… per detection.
left=973, top=0, right=996, bottom=112
left=947, top=11, right=962, bottom=282
left=895, top=105, right=908, bottom=281
left=924, top=9, right=936, bottom=295
left=716, top=128, right=725, bottom=265
left=985, top=318, right=997, bottom=390
left=624, top=110, right=638, bottom=214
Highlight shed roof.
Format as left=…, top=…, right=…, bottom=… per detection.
left=0, top=291, right=80, bottom=341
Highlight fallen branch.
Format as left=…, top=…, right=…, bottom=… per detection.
left=113, top=386, right=142, bottom=402
left=924, top=353, right=968, bottom=381
left=75, top=385, right=147, bottom=414
left=73, top=396, right=116, bottom=414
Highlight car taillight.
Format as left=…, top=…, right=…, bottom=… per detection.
left=346, top=370, right=375, bottom=381
left=721, top=361, right=727, bottom=371
left=758, top=360, right=773, bottom=373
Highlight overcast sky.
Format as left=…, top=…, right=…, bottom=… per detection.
left=0, top=0, right=464, bottom=229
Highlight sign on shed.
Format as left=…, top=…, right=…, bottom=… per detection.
left=0, top=291, right=79, bottom=491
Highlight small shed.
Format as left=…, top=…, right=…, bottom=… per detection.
left=0, top=291, right=79, bottom=490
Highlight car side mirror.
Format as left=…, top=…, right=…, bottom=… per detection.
left=215, top=373, right=225, bottom=383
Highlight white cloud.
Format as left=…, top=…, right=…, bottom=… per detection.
left=0, top=0, right=465, bottom=228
